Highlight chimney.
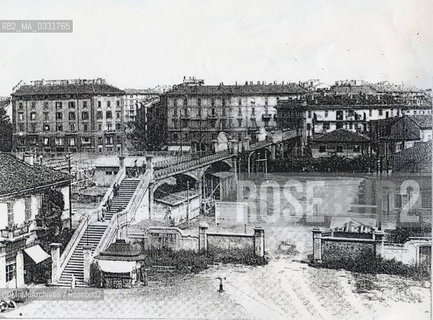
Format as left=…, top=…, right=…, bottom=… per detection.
left=282, top=81, right=285, bottom=85
left=23, top=153, right=34, bottom=166
left=235, top=81, right=238, bottom=86
left=245, top=81, right=248, bottom=85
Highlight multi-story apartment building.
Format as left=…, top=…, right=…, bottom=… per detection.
left=11, top=79, right=125, bottom=154
left=276, top=92, right=432, bottom=148
left=163, top=77, right=308, bottom=151
left=123, top=89, right=159, bottom=123
left=0, top=153, right=70, bottom=287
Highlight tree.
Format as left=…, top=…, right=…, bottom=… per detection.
left=36, top=188, right=65, bottom=243
left=0, top=104, right=12, bottom=152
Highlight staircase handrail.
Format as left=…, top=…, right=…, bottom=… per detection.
left=57, top=167, right=126, bottom=280
left=93, top=170, right=151, bottom=257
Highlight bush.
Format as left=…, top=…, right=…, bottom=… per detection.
left=311, top=252, right=430, bottom=281
left=89, top=262, right=103, bottom=287
left=140, top=247, right=267, bottom=274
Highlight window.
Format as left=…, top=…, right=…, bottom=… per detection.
left=6, top=262, right=15, bottom=283
left=197, top=98, right=201, bottom=107
left=319, top=146, right=326, bottom=153
left=238, top=108, right=242, bottom=116
left=56, top=112, right=63, bottom=120
left=183, top=98, right=187, bottom=106
left=18, top=112, right=24, bottom=121
left=211, top=98, right=215, bottom=106
left=98, top=101, right=101, bottom=108
left=43, top=102, right=49, bottom=109
left=31, top=102, right=36, bottom=109
left=18, top=102, right=23, bottom=110
left=323, top=122, right=330, bottom=130
left=97, top=111, right=103, bottom=119
left=353, top=145, right=360, bottom=152
left=97, top=137, right=103, bottom=144
left=106, top=111, right=112, bottom=119
left=336, top=110, right=343, bottom=121
left=18, top=124, right=24, bottom=132
left=306, top=123, right=311, bottom=131
left=116, top=123, right=121, bottom=130
left=337, top=145, right=343, bottom=153
left=324, top=110, right=328, bottom=117
left=379, top=109, right=383, bottom=116
left=56, top=102, right=62, bottom=109
left=211, top=108, right=216, bottom=115
left=55, top=137, right=64, bottom=146
left=70, top=123, right=76, bottom=131
left=30, top=123, right=36, bottom=132
left=369, top=109, right=372, bottom=117
left=83, top=123, right=88, bottom=132
left=83, top=101, right=88, bottom=108
left=237, top=119, right=242, bottom=126
left=116, top=112, right=121, bottom=118
left=106, top=136, right=113, bottom=145
left=107, top=123, right=113, bottom=131
left=43, top=138, right=49, bottom=146
left=44, top=112, right=49, bottom=121
left=251, top=107, right=255, bottom=115
left=43, top=124, right=50, bottom=131
left=68, top=101, right=75, bottom=109
left=308, top=111, right=312, bottom=118
left=238, top=98, right=241, bottom=106
left=116, top=100, right=120, bottom=107
left=69, top=112, right=76, bottom=120
left=81, top=112, right=89, bottom=120
left=198, top=108, right=202, bottom=117
left=98, top=123, right=102, bottom=130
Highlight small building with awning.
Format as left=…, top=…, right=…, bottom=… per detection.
left=93, top=239, right=144, bottom=288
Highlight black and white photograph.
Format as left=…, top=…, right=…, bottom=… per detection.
left=0, top=1, right=432, bottom=319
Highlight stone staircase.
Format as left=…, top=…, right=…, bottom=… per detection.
left=105, top=179, right=140, bottom=220
left=57, top=178, right=141, bottom=286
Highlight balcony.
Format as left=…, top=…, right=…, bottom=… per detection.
left=262, top=113, right=272, bottom=120
left=0, top=224, right=31, bottom=241
left=207, top=114, right=218, bottom=119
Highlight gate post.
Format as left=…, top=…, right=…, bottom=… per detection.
left=253, top=227, right=265, bottom=257
left=312, top=229, right=323, bottom=262
left=198, top=222, right=209, bottom=252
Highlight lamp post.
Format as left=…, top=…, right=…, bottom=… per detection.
left=65, top=154, right=73, bottom=230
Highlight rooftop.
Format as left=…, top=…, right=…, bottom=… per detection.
left=95, top=239, right=143, bottom=261
left=408, top=115, right=432, bottom=129
left=313, top=128, right=370, bottom=143
left=11, top=79, right=124, bottom=97
left=165, top=83, right=308, bottom=96
left=393, top=142, right=432, bottom=173
left=0, top=153, right=70, bottom=197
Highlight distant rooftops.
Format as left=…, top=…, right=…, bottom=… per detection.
left=124, top=88, right=159, bottom=95
left=11, top=78, right=125, bottom=97
left=313, top=128, right=370, bottom=143
left=167, top=81, right=308, bottom=96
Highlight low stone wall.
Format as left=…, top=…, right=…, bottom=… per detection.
left=128, top=227, right=199, bottom=252
left=312, top=229, right=384, bottom=262
left=207, top=233, right=254, bottom=251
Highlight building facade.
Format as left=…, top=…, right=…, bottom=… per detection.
left=11, top=79, right=126, bottom=154
left=123, top=89, right=159, bottom=124
left=163, top=78, right=308, bottom=152
left=0, top=153, right=71, bottom=288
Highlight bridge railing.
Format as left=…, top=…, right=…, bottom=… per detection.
left=153, top=150, right=231, bottom=179
left=93, top=169, right=152, bottom=257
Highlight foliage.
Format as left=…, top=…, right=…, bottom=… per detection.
left=311, top=251, right=430, bottom=281
left=140, top=247, right=268, bottom=274
left=387, top=225, right=432, bottom=244
left=29, top=258, right=52, bottom=284
left=90, top=262, right=103, bottom=288
left=36, top=188, right=65, bottom=241
left=0, top=105, right=12, bottom=152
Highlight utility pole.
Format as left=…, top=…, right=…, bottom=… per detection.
left=186, top=181, right=190, bottom=227
left=66, top=153, right=73, bottom=230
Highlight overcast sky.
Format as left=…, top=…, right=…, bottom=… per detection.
left=0, top=0, right=432, bottom=95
